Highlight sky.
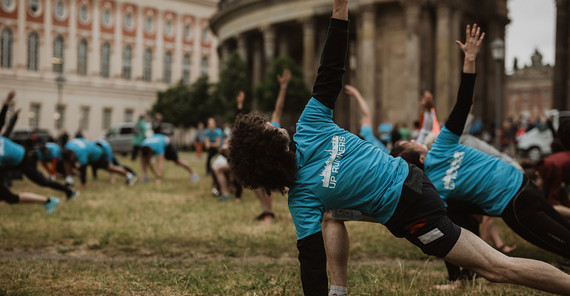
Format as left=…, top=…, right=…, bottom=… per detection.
left=505, top=0, right=556, bottom=72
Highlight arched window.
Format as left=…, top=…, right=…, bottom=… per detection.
left=200, top=55, right=208, bottom=77
left=143, top=48, right=152, bottom=82
left=27, top=32, right=39, bottom=71
left=100, top=42, right=110, bottom=78
left=163, top=51, right=172, bottom=83
left=77, top=39, right=88, bottom=75
left=122, top=45, right=132, bottom=80
left=1, top=27, right=13, bottom=68
left=182, top=53, right=191, bottom=85
left=53, top=35, right=64, bottom=72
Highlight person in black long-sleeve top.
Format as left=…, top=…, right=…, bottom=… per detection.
left=227, top=2, right=570, bottom=293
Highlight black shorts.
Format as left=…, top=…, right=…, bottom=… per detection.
left=0, top=184, right=19, bottom=203
left=91, top=154, right=110, bottom=170
left=164, top=144, right=179, bottom=161
left=384, top=164, right=461, bottom=258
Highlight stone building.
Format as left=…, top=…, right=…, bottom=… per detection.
left=0, top=0, right=219, bottom=140
left=505, top=50, right=553, bottom=121
left=211, top=0, right=508, bottom=132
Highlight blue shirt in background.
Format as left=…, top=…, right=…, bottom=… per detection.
left=205, top=128, right=223, bottom=143
left=37, top=142, right=62, bottom=161
left=360, top=125, right=389, bottom=154
left=65, top=138, right=103, bottom=166
left=0, top=137, right=25, bottom=167
left=425, top=126, right=523, bottom=216
left=142, top=134, right=167, bottom=155
left=289, top=98, right=409, bottom=240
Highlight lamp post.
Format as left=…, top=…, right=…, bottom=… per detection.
left=52, top=57, right=65, bottom=131
left=491, top=38, right=504, bottom=149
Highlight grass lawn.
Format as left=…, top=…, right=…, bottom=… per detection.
left=0, top=152, right=564, bottom=295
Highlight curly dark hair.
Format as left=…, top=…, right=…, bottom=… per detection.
left=228, top=112, right=297, bottom=194
left=390, top=141, right=424, bottom=170
left=559, top=118, right=570, bottom=150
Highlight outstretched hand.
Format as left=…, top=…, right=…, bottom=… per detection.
left=455, top=24, right=485, bottom=62
left=4, top=91, right=15, bottom=105
left=277, top=69, right=291, bottom=88
left=344, top=84, right=361, bottom=98
left=236, top=91, right=245, bottom=104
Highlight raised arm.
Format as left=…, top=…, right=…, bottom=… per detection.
left=445, top=24, right=485, bottom=136
left=0, top=91, right=15, bottom=131
left=235, top=91, right=245, bottom=118
left=271, top=69, right=291, bottom=124
left=344, top=84, right=372, bottom=126
left=3, top=109, right=20, bottom=137
left=311, top=0, right=349, bottom=110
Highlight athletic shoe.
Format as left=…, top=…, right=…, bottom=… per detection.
left=219, top=194, right=232, bottom=202
left=45, top=197, right=60, bottom=214
left=190, top=173, right=200, bottom=183
left=126, top=173, right=138, bottom=186
left=66, top=190, right=80, bottom=201
left=212, top=188, right=220, bottom=197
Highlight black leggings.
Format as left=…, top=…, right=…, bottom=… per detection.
left=501, top=179, right=570, bottom=259
left=206, top=147, right=218, bottom=175
left=19, top=155, right=72, bottom=195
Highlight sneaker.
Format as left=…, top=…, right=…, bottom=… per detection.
left=212, top=188, right=220, bottom=197
left=45, top=197, right=60, bottom=214
left=66, top=190, right=80, bottom=201
left=219, top=194, right=232, bottom=202
left=190, top=173, right=200, bottom=183
left=126, top=173, right=138, bottom=186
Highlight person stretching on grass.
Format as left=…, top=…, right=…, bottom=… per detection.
left=140, top=134, right=198, bottom=184
left=227, top=1, right=570, bottom=294
left=38, top=142, right=65, bottom=180
left=63, top=138, right=137, bottom=189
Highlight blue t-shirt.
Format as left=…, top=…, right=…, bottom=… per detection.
left=64, top=138, right=103, bottom=166
left=95, top=139, right=114, bottom=162
left=142, top=134, right=167, bottom=155
left=360, top=125, right=389, bottom=154
left=0, top=137, right=25, bottom=167
left=205, top=128, right=223, bottom=143
left=37, top=142, right=62, bottom=161
left=425, top=126, right=523, bottom=216
left=289, top=98, right=409, bottom=240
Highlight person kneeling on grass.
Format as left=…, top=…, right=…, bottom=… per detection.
left=63, top=138, right=137, bottom=189
left=140, top=134, right=198, bottom=184
left=227, top=1, right=570, bottom=294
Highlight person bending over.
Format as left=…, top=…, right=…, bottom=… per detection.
left=38, top=142, right=65, bottom=180
left=227, top=1, right=570, bottom=294
left=63, top=138, right=136, bottom=188
left=140, top=134, right=198, bottom=184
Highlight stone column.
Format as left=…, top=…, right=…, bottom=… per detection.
left=434, top=3, right=452, bottom=120
left=43, top=0, right=53, bottom=72
left=302, top=18, right=316, bottom=88
left=134, top=5, right=144, bottom=80
left=252, top=38, right=263, bottom=84
left=90, top=0, right=101, bottom=76
left=236, top=33, right=247, bottom=61
left=357, top=5, right=376, bottom=128
left=260, top=25, right=275, bottom=70
left=171, top=14, right=183, bottom=83
left=553, top=0, right=569, bottom=110
left=15, top=0, right=25, bottom=69
left=66, top=0, right=77, bottom=73
left=403, top=0, right=421, bottom=126
left=112, top=2, right=122, bottom=78
left=219, top=41, right=230, bottom=63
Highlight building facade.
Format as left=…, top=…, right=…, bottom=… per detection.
left=0, top=0, right=219, bottom=140
left=506, top=50, right=553, bottom=121
left=211, top=0, right=508, bottom=132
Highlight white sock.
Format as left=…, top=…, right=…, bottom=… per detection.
left=329, top=285, right=347, bottom=296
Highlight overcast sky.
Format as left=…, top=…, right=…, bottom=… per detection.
left=505, top=0, right=556, bottom=72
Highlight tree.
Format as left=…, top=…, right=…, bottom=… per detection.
left=215, top=51, right=251, bottom=121
left=255, top=56, right=311, bottom=127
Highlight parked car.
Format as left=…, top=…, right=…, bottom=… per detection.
left=9, top=128, right=52, bottom=150
left=104, top=121, right=174, bottom=155
left=517, top=110, right=570, bottom=161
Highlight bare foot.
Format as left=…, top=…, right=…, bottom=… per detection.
left=434, top=280, right=462, bottom=291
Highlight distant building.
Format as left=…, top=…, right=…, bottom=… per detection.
left=505, top=49, right=553, bottom=121
left=0, top=0, right=219, bottom=140
left=211, top=0, right=509, bottom=131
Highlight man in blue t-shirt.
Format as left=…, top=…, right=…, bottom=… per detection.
left=227, top=2, right=570, bottom=293
left=140, top=134, right=198, bottom=184
left=63, top=138, right=137, bottom=188
left=37, top=142, right=64, bottom=179
left=204, top=117, right=223, bottom=175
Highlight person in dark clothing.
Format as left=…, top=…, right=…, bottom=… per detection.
left=227, top=2, right=570, bottom=294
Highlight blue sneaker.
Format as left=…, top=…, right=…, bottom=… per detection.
left=190, top=173, right=200, bottom=183
left=45, top=197, right=60, bottom=214
left=219, top=194, right=232, bottom=202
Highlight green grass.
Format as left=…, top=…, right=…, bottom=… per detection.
left=0, top=153, right=563, bottom=295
